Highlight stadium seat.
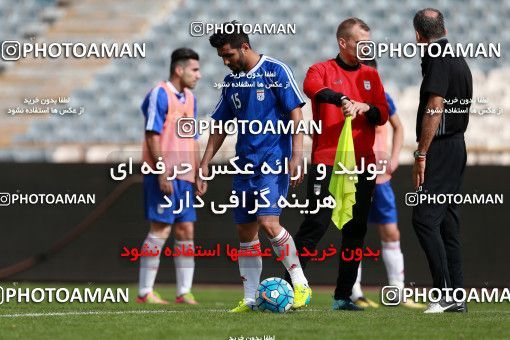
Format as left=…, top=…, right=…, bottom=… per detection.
left=4, top=0, right=509, bottom=162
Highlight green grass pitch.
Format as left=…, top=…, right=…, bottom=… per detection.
left=0, top=283, right=508, bottom=339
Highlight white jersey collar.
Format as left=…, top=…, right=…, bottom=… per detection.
left=246, top=55, right=266, bottom=76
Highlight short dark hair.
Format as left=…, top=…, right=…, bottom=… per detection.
left=336, top=17, right=370, bottom=39
left=362, top=59, right=377, bottom=69
left=170, top=47, right=199, bottom=75
left=413, top=8, right=446, bottom=40
left=209, top=20, right=250, bottom=49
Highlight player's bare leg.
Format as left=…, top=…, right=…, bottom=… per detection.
left=378, top=223, right=425, bottom=308
left=230, top=222, right=260, bottom=312
left=258, top=215, right=311, bottom=309
left=173, top=222, right=198, bottom=305
left=136, top=222, right=170, bottom=304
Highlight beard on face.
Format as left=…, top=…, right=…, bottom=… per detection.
left=230, top=52, right=248, bottom=74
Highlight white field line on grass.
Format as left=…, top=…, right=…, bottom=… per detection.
left=0, top=309, right=328, bottom=318
left=0, top=310, right=177, bottom=318
left=0, top=309, right=508, bottom=318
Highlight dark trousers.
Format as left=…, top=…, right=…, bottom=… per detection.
left=284, top=164, right=375, bottom=299
left=412, top=135, right=467, bottom=292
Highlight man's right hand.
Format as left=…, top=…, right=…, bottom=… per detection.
left=158, top=174, right=173, bottom=195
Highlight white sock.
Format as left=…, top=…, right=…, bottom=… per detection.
left=382, top=241, right=405, bottom=289
left=139, top=232, right=166, bottom=296
left=239, top=240, right=262, bottom=304
left=270, top=228, right=308, bottom=286
left=350, top=263, right=364, bottom=301
left=174, top=239, right=195, bottom=296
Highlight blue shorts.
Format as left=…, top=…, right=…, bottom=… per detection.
left=143, top=175, right=196, bottom=224
left=368, top=180, right=398, bottom=224
left=232, top=174, right=289, bottom=224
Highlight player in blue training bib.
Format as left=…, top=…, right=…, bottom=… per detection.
left=196, top=22, right=312, bottom=312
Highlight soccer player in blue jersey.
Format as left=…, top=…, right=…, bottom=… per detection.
left=196, top=22, right=312, bottom=312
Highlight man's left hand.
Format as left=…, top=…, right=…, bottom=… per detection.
left=347, top=100, right=370, bottom=116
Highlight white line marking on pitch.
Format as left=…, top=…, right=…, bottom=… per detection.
left=0, top=309, right=326, bottom=318
left=1, top=309, right=507, bottom=318
left=0, top=310, right=212, bottom=318
left=0, top=310, right=174, bottom=318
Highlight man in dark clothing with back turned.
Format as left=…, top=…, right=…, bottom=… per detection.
left=411, top=8, right=472, bottom=314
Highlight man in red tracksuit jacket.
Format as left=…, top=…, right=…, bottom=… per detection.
left=284, top=17, right=389, bottom=311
